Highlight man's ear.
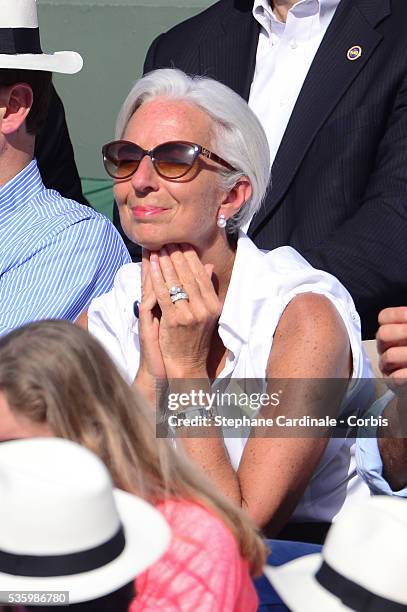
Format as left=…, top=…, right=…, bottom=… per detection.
left=220, top=176, right=252, bottom=217
left=0, top=83, right=33, bottom=136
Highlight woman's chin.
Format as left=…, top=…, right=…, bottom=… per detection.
left=121, top=228, right=166, bottom=252
left=139, top=240, right=167, bottom=251
left=126, top=234, right=168, bottom=252
left=124, top=229, right=187, bottom=252
left=123, top=223, right=199, bottom=252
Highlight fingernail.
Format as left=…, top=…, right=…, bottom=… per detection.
left=150, top=253, right=159, bottom=268
left=133, top=300, right=140, bottom=319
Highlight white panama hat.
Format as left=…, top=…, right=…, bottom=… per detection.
left=265, top=496, right=407, bottom=611
left=0, top=0, right=82, bottom=74
left=0, top=438, right=171, bottom=604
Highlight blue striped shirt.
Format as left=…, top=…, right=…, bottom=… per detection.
left=0, top=160, right=130, bottom=334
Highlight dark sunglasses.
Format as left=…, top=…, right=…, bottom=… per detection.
left=102, top=140, right=236, bottom=180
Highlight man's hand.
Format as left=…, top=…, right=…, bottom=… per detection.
left=377, top=306, right=407, bottom=390
left=376, top=307, right=407, bottom=491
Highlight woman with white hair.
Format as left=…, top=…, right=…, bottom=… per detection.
left=82, top=68, right=372, bottom=544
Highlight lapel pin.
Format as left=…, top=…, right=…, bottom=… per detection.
left=347, top=45, right=362, bottom=61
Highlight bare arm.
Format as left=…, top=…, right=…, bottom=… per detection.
left=376, top=307, right=407, bottom=490
left=178, top=292, right=351, bottom=530
left=236, top=293, right=350, bottom=530
left=378, top=397, right=407, bottom=490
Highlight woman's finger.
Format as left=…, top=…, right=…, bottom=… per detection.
left=149, top=252, right=180, bottom=315
left=204, top=263, right=214, bottom=279
left=181, top=244, right=217, bottom=291
left=179, top=244, right=220, bottom=313
left=164, top=244, right=204, bottom=306
left=141, top=249, right=151, bottom=295
left=142, top=249, right=158, bottom=307
left=158, top=245, right=207, bottom=320
left=157, top=247, right=183, bottom=292
left=141, top=267, right=158, bottom=316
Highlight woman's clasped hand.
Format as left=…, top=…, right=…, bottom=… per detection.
left=138, top=244, right=220, bottom=381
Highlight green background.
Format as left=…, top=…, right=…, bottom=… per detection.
left=37, top=1, right=214, bottom=217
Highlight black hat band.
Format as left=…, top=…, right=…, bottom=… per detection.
left=0, top=28, right=42, bottom=55
left=316, top=561, right=406, bottom=612
left=0, top=525, right=125, bottom=577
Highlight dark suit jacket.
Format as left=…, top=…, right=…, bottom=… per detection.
left=116, top=0, right=407, bottom=338
left=35, top=85, right=87, bottom=206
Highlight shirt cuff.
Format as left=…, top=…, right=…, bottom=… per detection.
left=356, top=391, right=407, bottom=497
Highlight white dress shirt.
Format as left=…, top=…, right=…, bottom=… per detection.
left=88, top=233, right=373, bottom=523
left=249, top=0, right=341, bottom=168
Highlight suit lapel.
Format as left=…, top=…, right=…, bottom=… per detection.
left=198, top=1, right=259, bottom=100
left=250, top=0, right=390, bottom=236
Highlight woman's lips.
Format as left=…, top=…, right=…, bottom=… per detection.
left=131, top=206, right=169, bottom=218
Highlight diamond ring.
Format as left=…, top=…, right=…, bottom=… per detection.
left=170, top=292, right=189, bottom=303
left=169, top=285, right=184, bottom=296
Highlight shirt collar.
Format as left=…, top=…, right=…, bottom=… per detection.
left=219, top=232, right=271, bottom=351
left=252, top=0, right=340, bottom=38
left=0, top=160, right=44, bottom=215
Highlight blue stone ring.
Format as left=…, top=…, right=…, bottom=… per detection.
left=133, top=300, right=140, bottom=319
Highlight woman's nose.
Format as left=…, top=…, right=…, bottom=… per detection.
left=130, top=155, right=159, bottom=193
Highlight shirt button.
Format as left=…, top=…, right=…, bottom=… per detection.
left=290, top=39, right=298, bottom=49
left=279, top=99, right=286, bottom=107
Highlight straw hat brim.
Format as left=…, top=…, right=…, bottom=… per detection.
left=0, top=51, right=83, bottom=74
left=264, top=555, right=353, bottom=612
left=0, top=489, right=171, bottom=604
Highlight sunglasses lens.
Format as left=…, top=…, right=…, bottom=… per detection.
left=154, top=142, right=197, bottom=178
left=103, top=142, right=143, bottom=178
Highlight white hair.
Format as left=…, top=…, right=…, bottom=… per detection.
left=115, top=69, right=270, bottom=234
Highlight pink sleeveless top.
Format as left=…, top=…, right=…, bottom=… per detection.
left=129, top=498, right=258, bottom=611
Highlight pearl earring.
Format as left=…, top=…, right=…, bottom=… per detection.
left=217, top=214, right=227, bottom=228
